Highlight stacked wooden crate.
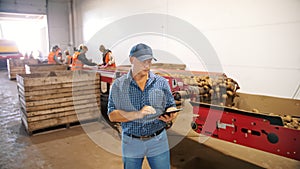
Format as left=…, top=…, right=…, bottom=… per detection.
left=17, top=70, right=101, bottom=135
left=117, top=63, right=186, bottom=71
left=151, top=63, right=186, bottom=70
left=7, top=58, right=39, bottom=79
left=25, top=64, right=68, bottom=74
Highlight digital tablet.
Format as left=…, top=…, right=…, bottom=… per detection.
left=159, top=108, right=183, bottom=117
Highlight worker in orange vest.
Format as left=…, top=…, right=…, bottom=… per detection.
left=71, top=45, right=98, bottom=71
left=64, top=50, right=72, bottom=70
left=57, top=50, right=63, bottom=62
left=48, top=45, right=63, bottom=64
left=99, top=44, right=116, bottom=68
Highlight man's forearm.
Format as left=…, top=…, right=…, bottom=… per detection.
left=78, top=54, right=97, bottom=66
left=108, top=110, right=142, bottom=122
left=54, top=56, right=63, bottom=64
left=82, top=59, right=97, bottom=66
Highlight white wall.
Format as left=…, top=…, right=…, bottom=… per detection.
left=47, top=0, right=72, bottom=54
left=73, top=0, right=300, bottom=99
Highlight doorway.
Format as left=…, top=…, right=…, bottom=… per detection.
left=0, top=12, right=49, bottom=62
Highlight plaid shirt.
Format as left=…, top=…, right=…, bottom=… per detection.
left=107, top=70, right=176, bottom=136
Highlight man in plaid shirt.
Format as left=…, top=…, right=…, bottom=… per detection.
left=108, top=43, right=178, bottom=169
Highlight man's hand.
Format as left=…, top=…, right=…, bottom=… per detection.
left=158, top=107, right=178, bottom=123
left=98, top=64, right=108, bottom=69
left=159, top=112, right=177, bottom=123
left=138, top=106, right=156, bottom=118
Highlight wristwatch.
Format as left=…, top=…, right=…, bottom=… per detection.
left=165, top=121, right=173, bottom=129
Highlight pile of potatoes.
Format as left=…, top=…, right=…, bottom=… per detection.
left=281, top=115, right=300, bottom=130
left=182, top=74, right=240, bottom=107
left=154, top=72, right=240, bottom=107
left=253, top=110, right=300, bottom=130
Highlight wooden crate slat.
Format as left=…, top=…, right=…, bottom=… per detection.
left=22, top=94, right=99, bottom=107
left=19, top=70, right=100, bottom=87
left=19, top=95, right=27, bottom=109
left=18, top=80, right=99, bottom=92
left=26, top=102, right=99, bottom=117
left=20, top=84, right=100, bottom=97
left=18, top=90, right=100, bottom=108
left=25, top=64, right=68, bottom=74
left=20, top=110, right=29, bottom=131
left=20, top=97, right=100, bottom=112
left=151, top=63, right=186, bottom=70
left=24, top=89, right=100, bottom=101
left=26, top=106, right=100, bottom=122
left=26, top=111, right=99, bottom=132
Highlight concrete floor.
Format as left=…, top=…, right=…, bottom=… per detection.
left=0, top=70, right=299, bottom=169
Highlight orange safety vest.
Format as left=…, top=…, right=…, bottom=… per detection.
left=104, top=52, right=116, bottom=68
left=71, top=51, right=83, bottom=70
left=48, top=51, right=56, bottom=64
left=66, top=55, right=72, bottom=65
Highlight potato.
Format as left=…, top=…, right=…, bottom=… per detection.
left=226, top=90, right=233, bottom=96
left=227, top=78, right=233, bottom=82
left=220, top=83, right=227, bottom=88
left=291, top=120, right=299, bottom=127
left=292, top=118, right=299, bottom=124
left=216, top=92, right=220, bottom=98
left=217, top=79, right=223, bottom=84
left=199, top=87, right=206, bottom=95
left=227, top=83, right=236, bottom=91
left=212, top=81, right=217, bottom=86
left=203, top=85, right=209, bottom=90
left=286, top=123, right=294, bottom=128
left=222, top=94, right=228, bottom=100
left=283, top=115, right=292, bottom=122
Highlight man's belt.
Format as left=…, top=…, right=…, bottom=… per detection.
left=124, top=128, right=164, bottom=140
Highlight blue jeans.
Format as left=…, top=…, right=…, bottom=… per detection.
left=122, top=129, right=170, bottom=169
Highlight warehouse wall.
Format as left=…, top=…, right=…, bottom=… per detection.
left=74, top=0, right=300, bottom=99
left=0, top=0, right=46, bottom=14
left=47, top=0, right=73, bottom=54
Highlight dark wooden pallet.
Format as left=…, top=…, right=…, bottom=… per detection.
left=22, top=117, right=99, bottom=136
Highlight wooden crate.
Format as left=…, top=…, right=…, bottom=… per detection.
left=25, top=64, right=68, bottom=74
left=17, top=70, right=101, bottom=135
left=151, top=63, right=186, bottom=70
left=117, top=63, right=186, bottom=70
left=7, top=58, right=39, bottom=79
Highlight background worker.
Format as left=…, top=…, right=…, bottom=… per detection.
left=57, top=50, right=63, bottom=62
left=71, top=45, right=98, bottom=70
left=48, top=45, right=63, bottom=64
left=99, top=44, right=116, bottom=68
left=64, top=50, right=72, bottom=70
left=108, top=43, right=178, bottom=169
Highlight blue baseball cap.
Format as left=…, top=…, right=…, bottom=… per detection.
left=129, top=43, right=157, bottom=61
